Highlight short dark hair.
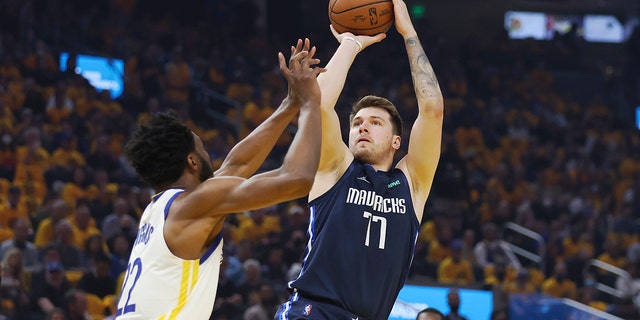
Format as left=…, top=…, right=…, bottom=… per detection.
left=349, top=95, right=403, bottom=137
left=417, top=307, right=444, bottom=320
left=124, top=111, right=195, bottom=189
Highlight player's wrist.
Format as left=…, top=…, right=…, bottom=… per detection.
left=341, top=36, right=362, bottom=52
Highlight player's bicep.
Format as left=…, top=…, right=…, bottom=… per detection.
left=318, top=107, right=351, bottom=173
left=210, top=172, right=308, bottom=215
left=399, top=112, right=442, bottom=198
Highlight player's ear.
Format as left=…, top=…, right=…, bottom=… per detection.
left=391, top=135, right=401, bottom=150
left=186, top=153, right=198, bottom=172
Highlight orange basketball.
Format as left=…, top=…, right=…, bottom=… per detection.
left=328, top=0, right=394, bottom=36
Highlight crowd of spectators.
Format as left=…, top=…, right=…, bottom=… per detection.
left=0, top=0, right=639, bottom=319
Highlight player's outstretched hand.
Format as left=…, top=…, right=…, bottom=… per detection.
left=392, top=0, right=417, bottom=38
left=330, top=24, right=386, bottom=51
left=278, top=38, right=326, bottom=108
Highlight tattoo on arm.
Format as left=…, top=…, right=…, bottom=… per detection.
left=406, top=37, right=441, bottom=100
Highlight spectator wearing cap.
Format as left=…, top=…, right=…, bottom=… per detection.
left=28, top=260, right=71, bottom=318
left=279, top=204, right=307, bottom=243
left=437, top=239, right=475, bottom=285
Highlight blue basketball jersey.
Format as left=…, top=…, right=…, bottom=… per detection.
left=288, top=160, right=420, bottom=320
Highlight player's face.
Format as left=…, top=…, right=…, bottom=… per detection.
left=193, top=133, right=213, bottom=182
left=348, top=107, right=399, bottom=164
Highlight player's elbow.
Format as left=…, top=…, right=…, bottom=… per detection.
left=286, top=173, right=315, bottom=197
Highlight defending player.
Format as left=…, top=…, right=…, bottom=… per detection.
left=116, top=39, right=324, bottom=319
left=275, top=1, right=444, bottom=319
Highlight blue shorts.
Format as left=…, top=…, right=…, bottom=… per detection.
left=274, top=291, right=361, bottom=320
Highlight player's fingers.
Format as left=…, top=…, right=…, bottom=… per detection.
left=312, top=66, right=327, bottom=76
left=303, top=38, right=311, bottom=53
left=293, top=39, right=304, bottom=55
left=290, top=50, right=310, bottom=72
left=307, top=46, right=317, bottom=60
left=278, top=52, right=292, bottom=78
left=329, top=24, right=354, bottom=41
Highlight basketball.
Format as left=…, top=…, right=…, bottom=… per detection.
left=328, top=0, right=394, bottom=36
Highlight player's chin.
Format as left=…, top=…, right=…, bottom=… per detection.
left=353, top=150, right=374, bottom=163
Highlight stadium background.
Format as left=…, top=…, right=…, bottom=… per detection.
left=0, top=0, right=640, bottom=319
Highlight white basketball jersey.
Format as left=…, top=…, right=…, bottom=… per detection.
left=116, top=188, right=223, bottom=320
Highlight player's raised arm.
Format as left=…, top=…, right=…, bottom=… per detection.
left=310, top=26, right=386, bottom=200
left=188, top=46, right=325, bottom=215
left=393, top=0, right=444, bottom=221
left=216, top=39, right=317, bottom=179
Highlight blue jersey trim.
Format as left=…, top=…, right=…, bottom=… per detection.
left=200, top=232, right=222, bottom=264
left=163, top=190, right=184, bottom=220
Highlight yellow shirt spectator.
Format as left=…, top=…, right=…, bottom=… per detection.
left=233, top=207, right=281, bottom=244
left=542, top=277, right=577, bottom=299
left=437, top=256, right=474, bottom=285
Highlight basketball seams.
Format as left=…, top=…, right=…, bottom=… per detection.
left=329, top=0, right=392, bottom=14
left=328, top=0, right=394, bottom=35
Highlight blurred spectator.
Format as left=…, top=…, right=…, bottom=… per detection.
left=81, top=234, right=109, bottom=271
left=101, top=196, right=137, bottom=242
left=616, top=260, right=640, bottom=311
left=502, top=268, right=537, bottom=295
left=437, top=239, right=475, bottom=285
left=45, top=83, right=74, bottom=134
left=473, top=222, right=521, bottom=271
left=1, top=248, right=31, bottom=318
left=234, top=206, right=281, bottom=245
left=242, top=283, right=279, bottom=320
left=0, top=186, right=27, bottom=231
left=67, top=199, right=100, bottom=250
left=259, top=246, right=287, bottom=288
left=107, top=233, right=130, bottom=279
left=86, top=134, right=120, bottom=174
left=62, top=289, right=91, bottom=320
left=0, top=217, right=40, bottom=272
left=444, top=288, right=469, bottom=320
left=164, top=46, right=191, bottom=108
left=34, top=199, right=70, bottom=249
left=60, top=167, right=90, bottom=206
left=577, top=277, right=608, bottom=312
left=237, top=259, right=263, bottom=305
left=87, top=169, right=117, bottom=225
left=22, top=40, right=58, bottom=86
left=77, top=252, right=115, bottom=299
left=44, top=220, right=84, bottom=271
left=212, top=252, right=244, bottom=320
left=28, top=261, right=71, bottom=318
left=541, top=260, right=577, bottom=299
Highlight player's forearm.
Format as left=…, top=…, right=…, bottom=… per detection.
left=405, top=36, right=443, bottom=113
left=216, top=98, right=299, bottom=178
left=318, top=42, right=359, bottom=110
left=280, top=100, right=322, bottom=192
